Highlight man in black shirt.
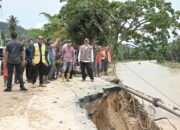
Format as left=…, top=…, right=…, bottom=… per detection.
left=25, top=39, right=34, bottom=83
left=4, top=32, right=28, bottom=92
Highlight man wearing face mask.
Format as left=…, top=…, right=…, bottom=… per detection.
left=78, top=38, right=94, bottom=82
left=31, top=36, right=48, bottom=87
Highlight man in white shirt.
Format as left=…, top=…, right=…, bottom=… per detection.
left=78, top=38, right=94, bottom=82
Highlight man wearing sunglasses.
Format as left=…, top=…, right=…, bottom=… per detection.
left=31, top=36, right=48, bottom=87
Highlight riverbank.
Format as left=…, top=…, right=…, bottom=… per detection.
left=116, top=61, right=180, bottom=130
left=113, top=60, right=180, bottom=69
left=158, top=61, right=180, bottom=68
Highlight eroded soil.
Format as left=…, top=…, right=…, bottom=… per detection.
left=83, top=90, right=160, bottom=130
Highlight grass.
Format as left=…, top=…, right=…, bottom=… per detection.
left=158, top=61, right=180, bottom=68
left=107, top=64, right=117, bottom=76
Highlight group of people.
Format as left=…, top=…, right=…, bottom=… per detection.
left=93, top=45, right=112, bottom=77
left=2, top=32, right=112, bottom=92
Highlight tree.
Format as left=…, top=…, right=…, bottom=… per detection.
left=169, top=37, right=180, bottom=61
left=40, top=12, right=68, bottom=40
left=27, top=28, right=43, bottom=40
left=7, top=15, right=19, bottom=33
left=105, top=0, right=180, bottom=61
left=60, top=0, right=109, bottom=44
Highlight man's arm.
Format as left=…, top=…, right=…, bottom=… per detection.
left=91, top=49, right=94, bottom=62
left=31, top=45, right=36, bottom=65
left=4, top=46, right=9, bottom=67
left=4, top=46, right=9, bottom=62
left=22, top=50, right=26, bottom=63
left=21, top=46, right=26, bottom=65
left=72, top=48, right=75, bottom=63
left=51, top=38, right=61, bottom=48
left=4, top=51, right=8, bottom=62
left=61, top=47, right=65, bottom=61
left=32, top=45, right=35, bottom=59
left=78, top=48, right=81, bottom=62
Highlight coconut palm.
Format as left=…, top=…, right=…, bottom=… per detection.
left=7, top=15, right=19, bottom=33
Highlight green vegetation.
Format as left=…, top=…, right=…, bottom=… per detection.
left=160, top=61, right=180, bottom=68
left=27, top=29, right=43, bottom=40
left=7, top=15, right=19, bottom=33
left=27, top=0, right=180, bottom=62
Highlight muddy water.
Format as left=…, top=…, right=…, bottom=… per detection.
left=116, top=61, right=180, bottom=130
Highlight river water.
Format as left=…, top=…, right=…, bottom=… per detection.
left=116, top=61, right=180, bottom=130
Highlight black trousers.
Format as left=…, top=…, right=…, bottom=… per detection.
left=55, top=63, right=61, bottom=77
left=97, top=63, right=101, bottom=76
left=26, top=62, right=33, bottom=82
left=44, top=65, right=51, bottom=75
left=15, top=64, right=25, bottom=83
left=101, top=60, right=109, bottom=73
left=7, top=63, right=24, bottom=89
left=80, top=62, right=94, bottom=80
left=32, top=61, right=45, bottom=84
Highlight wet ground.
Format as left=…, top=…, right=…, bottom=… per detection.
left=116, top=61, right=180, bottom=130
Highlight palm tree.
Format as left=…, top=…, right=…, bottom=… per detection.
left=59, top=0, right=67, bottom=2
left=7, top=15, right=19, bottom=33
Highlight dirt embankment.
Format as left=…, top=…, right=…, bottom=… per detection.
left=80, top=87, right=160, bottom=130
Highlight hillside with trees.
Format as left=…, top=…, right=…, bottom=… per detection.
left=0, top=19, right=30, bottom=46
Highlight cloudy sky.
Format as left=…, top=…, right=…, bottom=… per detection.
left=0, top=0, right=179, bottom=29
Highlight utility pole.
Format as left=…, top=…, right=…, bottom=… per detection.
left=0, top=31, right=2, bottom=47
left=0, top=0, right=4, bottom=47
left=0, top=0, right=3, bottom=20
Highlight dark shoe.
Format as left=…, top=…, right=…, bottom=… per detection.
left=91, top=79, right=94, bottom=82
left=14, top=81, right=18, bottom=84
left=49, top=78, right=55, bottom=81
left=39, top=84, right=46, bottom=87
left=44, top=81, right=50, bottom=84
left=20, top=87, right=28, bottom=91
left=31, top=84, right=36, bottom=88
left=82, top=79, right=86, bottom=82
left=4, top=88, right=12, bottom=92
left=28, top=80, right=32, bottom=83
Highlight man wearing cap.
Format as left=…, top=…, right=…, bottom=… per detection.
left=78, top=38, right=94, bottom=82
left=31, top=36, right=48, bottom=87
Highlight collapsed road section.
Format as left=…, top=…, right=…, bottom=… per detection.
left=79, top=87, right=160, bottom=130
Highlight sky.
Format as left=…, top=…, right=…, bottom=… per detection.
left=0, top=0, right=65, bottom=29
left=0, top=0, right=179, bottom=29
